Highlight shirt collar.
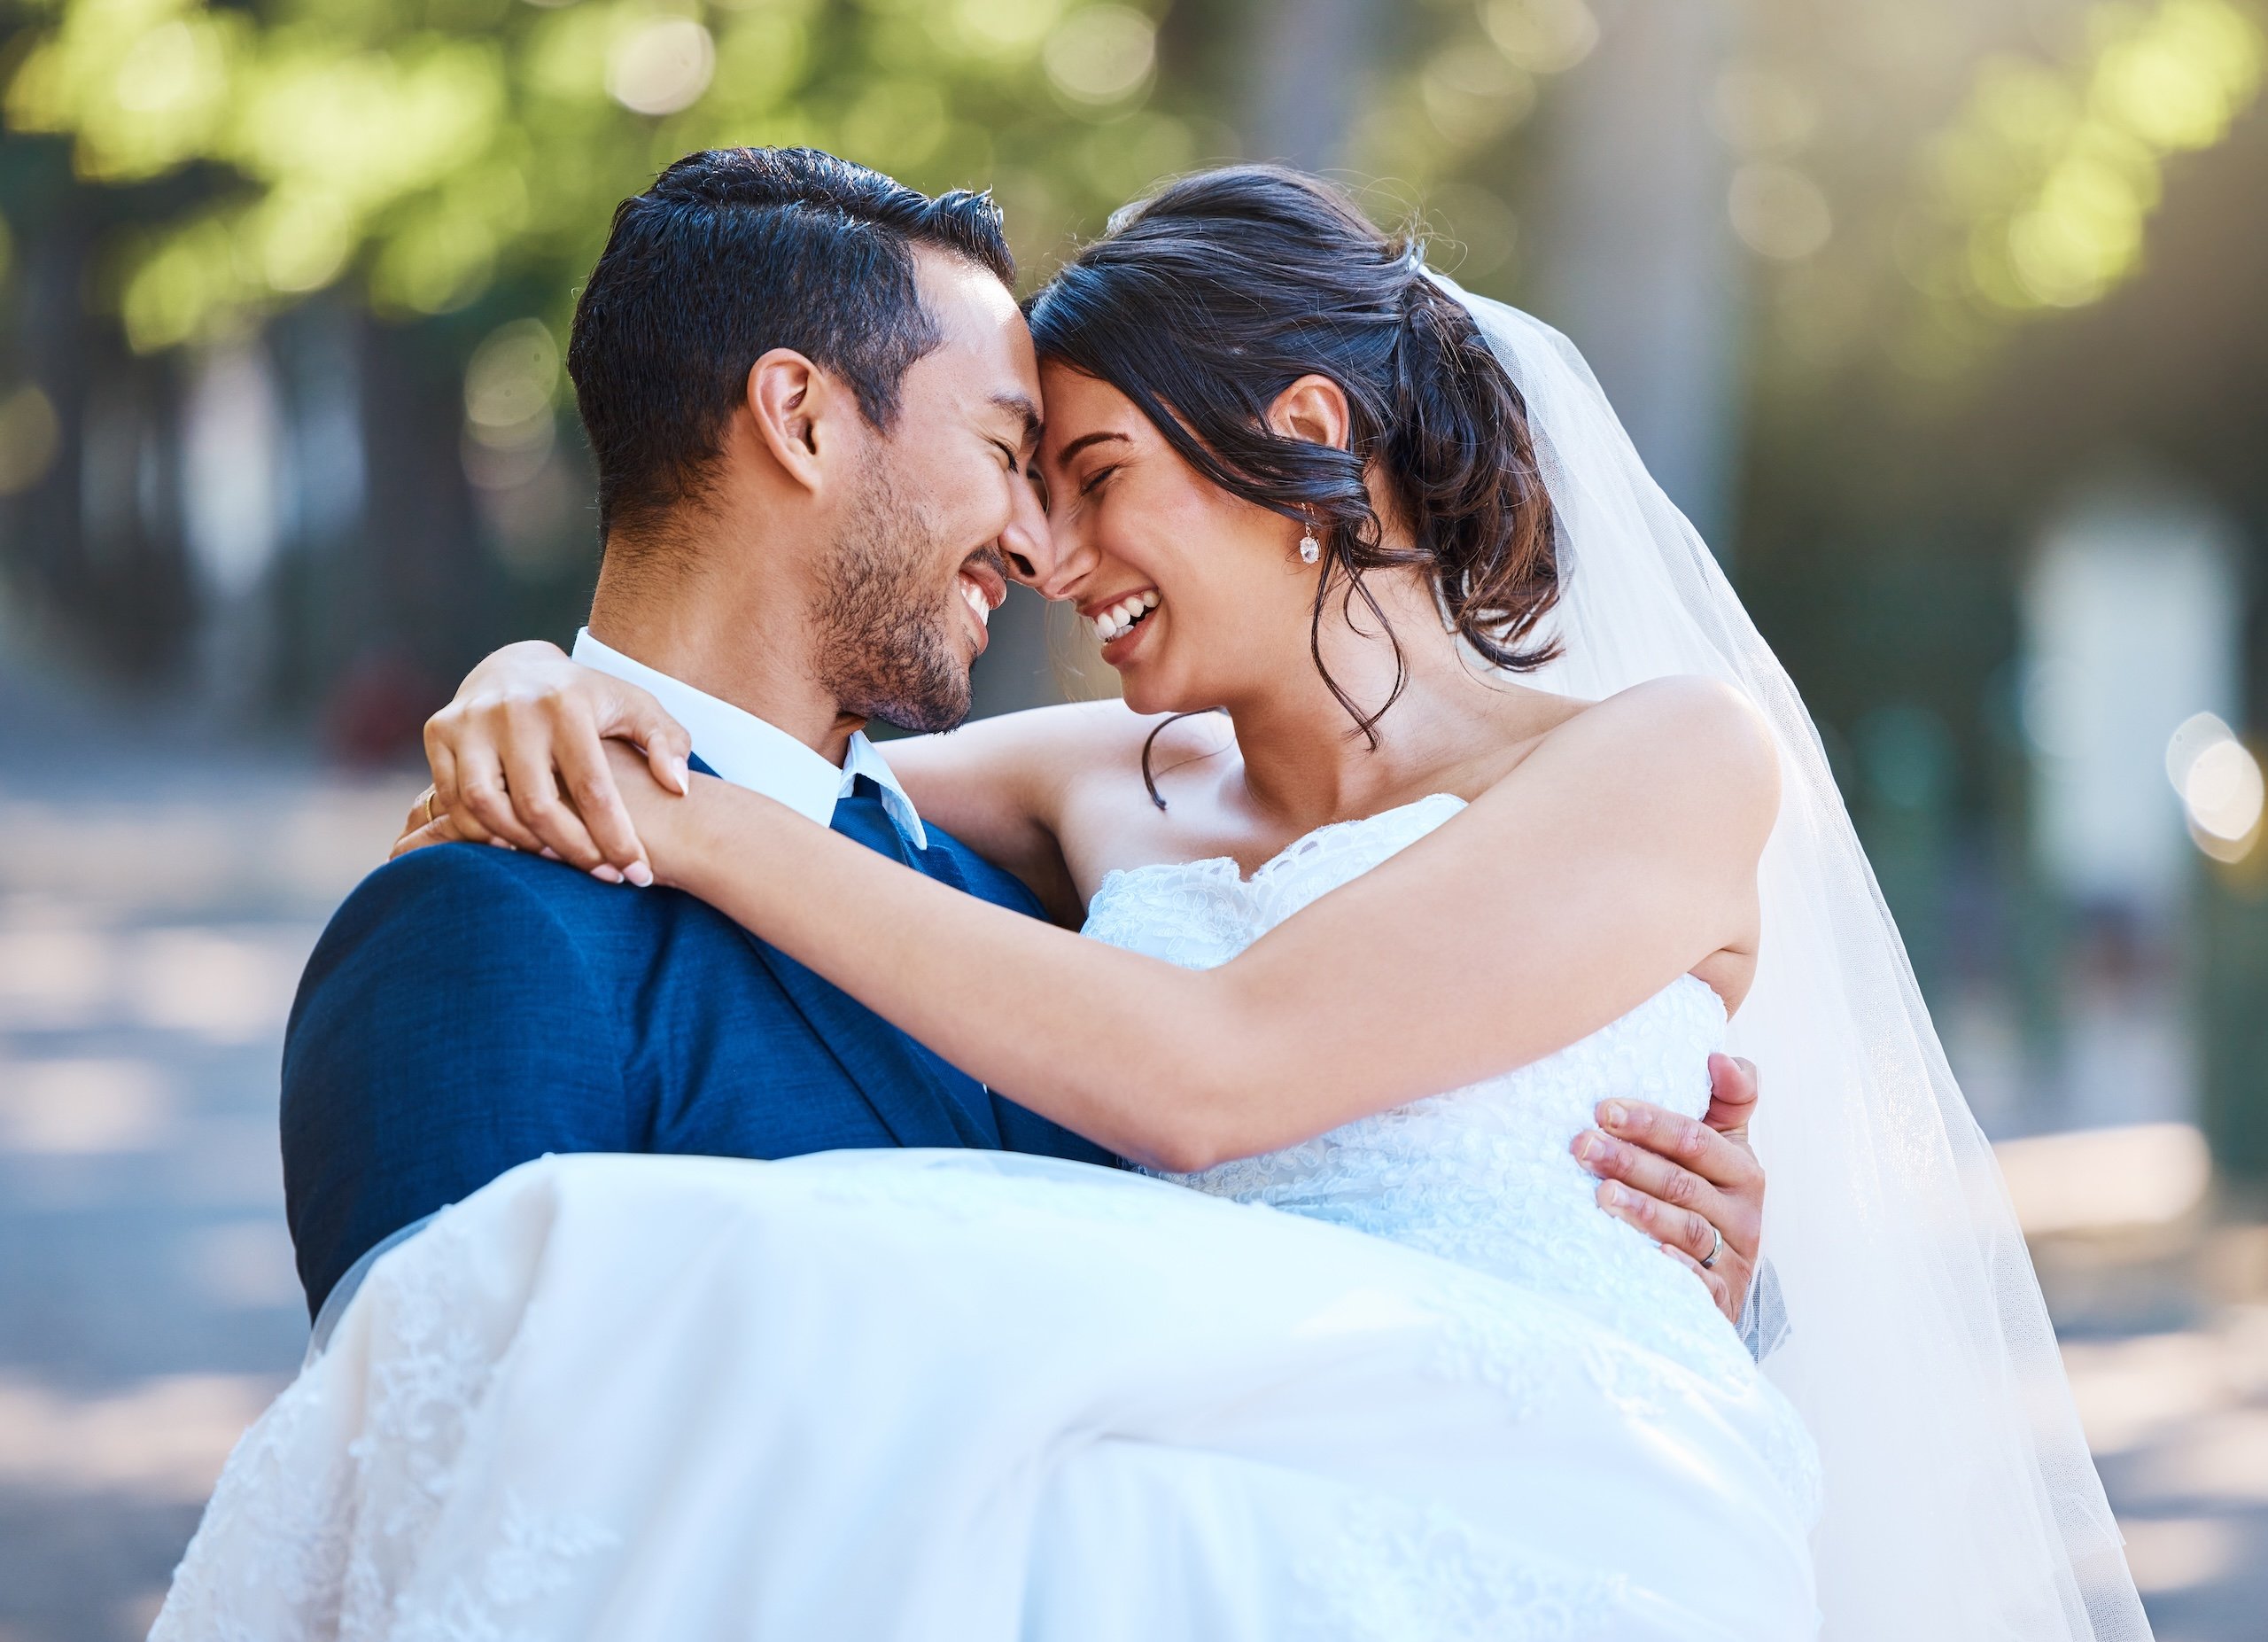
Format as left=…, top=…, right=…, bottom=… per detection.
left=571, top=628, right=928, bottom=851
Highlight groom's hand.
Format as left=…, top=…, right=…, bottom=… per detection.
left=1570, top=1053, right=1762, bottom=1323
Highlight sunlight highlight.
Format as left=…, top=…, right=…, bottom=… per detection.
left=2166, top=711, right=2265, bottom=860
left=1928, top=0, right=2264, bottom=317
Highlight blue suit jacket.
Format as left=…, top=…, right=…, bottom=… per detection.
left=280, top=780, right=1115, bottom=1318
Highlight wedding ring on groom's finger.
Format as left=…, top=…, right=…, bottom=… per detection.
left=1699, top=1225, right=1723, bottom=1270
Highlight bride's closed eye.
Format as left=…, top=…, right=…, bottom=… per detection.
left=1078, top=464, right=1120, bottom=498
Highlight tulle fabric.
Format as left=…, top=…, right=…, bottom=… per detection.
left=1440, top=276, right=2148, bottom=1641
left=152, top=1151, right=1820, bottom=1640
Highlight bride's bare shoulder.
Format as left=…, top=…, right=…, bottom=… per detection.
left=1508, top=674, right=1778, bottom=835
left=1585, top=673, right=1770, bottom=738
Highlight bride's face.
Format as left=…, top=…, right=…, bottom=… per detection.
left=1031, top=362, right=1316, bottom=715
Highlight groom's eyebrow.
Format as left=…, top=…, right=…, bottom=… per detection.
left=989, top=392, right=1043, bottom=448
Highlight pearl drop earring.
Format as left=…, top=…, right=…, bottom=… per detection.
left=1298, top=526, right=1321, bottom=565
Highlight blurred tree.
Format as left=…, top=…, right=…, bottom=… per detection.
left=0, top=0, right=1648, bottom=361
left=3, top=0, right=1226, bottom=348
left=0, top=0, right=1259, bottom=729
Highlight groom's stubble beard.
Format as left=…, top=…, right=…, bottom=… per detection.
left=811, top=462, right=975, bottom=735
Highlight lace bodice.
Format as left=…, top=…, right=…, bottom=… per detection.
left=1083, top=792, right=1747, bottom=1376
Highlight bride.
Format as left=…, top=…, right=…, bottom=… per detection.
left=155, top=167, right=2142, bottom=1640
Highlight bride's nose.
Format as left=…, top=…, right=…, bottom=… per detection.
left=999, top=482, right=1096, bottom=603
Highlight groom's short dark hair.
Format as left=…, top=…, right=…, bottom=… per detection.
left=568, top=147, right=1015, bottom=536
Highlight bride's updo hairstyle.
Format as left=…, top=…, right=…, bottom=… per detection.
left=1025, top=166, right=1560, bottom=738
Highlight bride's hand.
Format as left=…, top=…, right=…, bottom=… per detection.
left=591, top=738, right=710, bottom=888
left=389, top=640, right=692, bottom=881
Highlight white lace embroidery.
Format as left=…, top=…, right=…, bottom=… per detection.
left=1293, top=1496, right=1627, bottom=1640
left=1087, top=792, right=1820, bottom=1514
left=149, top=1365, right=355, bottom=1638
left=154, top=1212, right=623, bottom=1640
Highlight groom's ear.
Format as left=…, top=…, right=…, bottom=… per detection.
left=743, top=348, right=845, bottom=495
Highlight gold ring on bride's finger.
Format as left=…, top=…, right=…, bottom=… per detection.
left=420, top=787, right=439, bottom=828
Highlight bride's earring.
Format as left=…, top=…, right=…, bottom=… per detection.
left=1298, top=525, right=1322, bottom=565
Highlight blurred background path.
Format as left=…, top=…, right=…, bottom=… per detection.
left=0, top=675, right=402, bottom=1640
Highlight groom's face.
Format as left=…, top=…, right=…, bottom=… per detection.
left=811, top=250, right=1046, bottom=733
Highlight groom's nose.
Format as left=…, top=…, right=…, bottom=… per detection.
left=998, top=476, right=1073, bottom=595
left=1005, top=494, right=1101, bottom=606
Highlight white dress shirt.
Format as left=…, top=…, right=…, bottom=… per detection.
left=572, top=628, right=928, bottom=851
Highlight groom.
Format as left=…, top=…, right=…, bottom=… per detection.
left=284, top=146, right=1769, bottom=1329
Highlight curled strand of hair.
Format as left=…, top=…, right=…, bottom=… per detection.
left=1139, top=709, right=1231, bottom=810
left=1306, top=554, right=1415, bottom=749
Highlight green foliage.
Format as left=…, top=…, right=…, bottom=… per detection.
left=1728, top=0, right=2264, bottom=390
left=12, top=0, right=2263, bottom=404
left=1, top=0, right=1200, bottom=352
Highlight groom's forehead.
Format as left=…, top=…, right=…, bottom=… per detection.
left=911, top=248, right=1043, bottom=423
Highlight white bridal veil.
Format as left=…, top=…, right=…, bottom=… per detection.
left=1439, top=276, right=2150, bottom=1641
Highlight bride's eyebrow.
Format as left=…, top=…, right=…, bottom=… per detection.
left=1052, top=431, right=1129, bottom=465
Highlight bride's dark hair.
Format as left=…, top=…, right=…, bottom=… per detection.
left=1024, top=166, right=1561, bottom=747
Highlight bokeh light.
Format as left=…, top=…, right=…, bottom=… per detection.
left=1928, top=0, right=2264, bottom=319
left=1480, top=0, right=1600, bottom=76
left=2167, top=711, right=2266, bottom=859
left=0, top=385, right=61, bottom=495
left=1041, top=5, right=1155, bottom=108
left=463, top=317, right=563, bottom=492
left=1729, top=161, right=1833, bottom=261
left=607, top=19, right=716, bottom=118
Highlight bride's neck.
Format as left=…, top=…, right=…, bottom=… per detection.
left=1218, top=570, right=1527, bottom=831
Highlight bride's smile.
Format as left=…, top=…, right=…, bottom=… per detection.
left=1080, top=586, right=1155, bottom=648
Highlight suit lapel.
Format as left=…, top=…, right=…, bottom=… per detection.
left=740, top=936, right=998, bottom=1150
left=687, top=749, right=999, bottom=1152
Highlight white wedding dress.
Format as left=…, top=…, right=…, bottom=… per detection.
left=153, top=793, right=1821, bottom=1641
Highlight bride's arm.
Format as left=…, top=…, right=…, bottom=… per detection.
left=407, top=642, right=693, bottom=875
left=400, top=640, right=1107, bottom=919
left=864, top=700, right=1146, bottom=925
left=631, top=676, right=1778, bottom=1174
